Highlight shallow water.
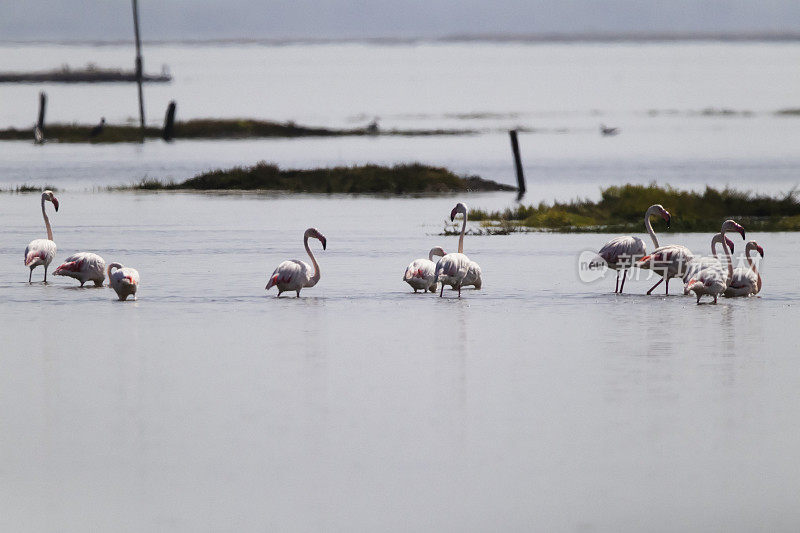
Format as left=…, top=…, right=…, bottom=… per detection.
left=1, top=191, right=799, bottom=531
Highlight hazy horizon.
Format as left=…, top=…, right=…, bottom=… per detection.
left=2, top=1, right=800, bottom=42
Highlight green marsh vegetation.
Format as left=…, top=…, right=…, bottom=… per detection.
left=124, top=162, right=515, bottom=194
left=0, top=119, right=474, bottom=143
left=470, top=184, right=800, bottom=232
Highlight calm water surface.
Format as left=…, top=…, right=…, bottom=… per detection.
left=2, top=41, right=800, bottom=531
left=1, top=191, right=799, bottom=531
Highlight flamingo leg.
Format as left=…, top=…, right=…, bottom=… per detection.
left=619, top=270, right=628, bottom=293
left=296, top=290, right=301, bottom=297
left=646, top=277, right=663, bottom=295
left=28, top=268, right=33, bottom=283
left=43, top=265, right=48, bottom=284
left=614, top=271, right=620, bottom=293
left=665, top=277, right=669, bottom=295
left=440, top=283, right=444, bottom=297
left=458, top=284, right=462, bottom=298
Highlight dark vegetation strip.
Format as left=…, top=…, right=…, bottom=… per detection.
left=471, top=183, right=800, bottom=232
left=0, top=119, right=474, bottom=143
left=126, top=162, right=515, bottom=194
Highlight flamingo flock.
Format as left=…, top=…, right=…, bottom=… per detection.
left=23, top=191, right=140, bottom=300
left=19, top=191, right=765, bottom=304
left=595, top=204, right=764, bottom=304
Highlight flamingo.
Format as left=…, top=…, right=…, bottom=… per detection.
left=684, top=233, right=735, bottom=304
left=108, top=262, right=139, bottom=301
left=403, top=246, right=447, bottom=292
left=724, top=241, right=764, bottom=297
left=265, top=228, right=327, bottom=297
left=637, top=219, right=744, bottom=296
left=435, top=202, right=476, bottom=298
left=596, top=203, right=670, bottom=293
left=682, top=233, right=735, bottom=288
left=54, top=252, right=107, bottom=287
left=446, top=202, right=482, bottom=291
left=24, top=190, right=59, bottom=283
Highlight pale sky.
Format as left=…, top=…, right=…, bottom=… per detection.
left=2, top=0, right=800, bottom=41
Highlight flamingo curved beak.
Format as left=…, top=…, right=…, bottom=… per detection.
left=52, top=197, right=59, bottom=211
left=320, top=236, right=327, bottom=250
left=726, top=237, right=735, bottom=254
left=450, top=206, right=458, bottom=221
left=663, top=211, right=671, bottom=228
left=757, top=245, right=764, bottom=257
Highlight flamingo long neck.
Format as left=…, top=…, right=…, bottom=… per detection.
left=644, top=209, right=659, bottom=249
left=710, top=235, right=721, bottom=257
left=720, top=236, right=733, bottom=282
left=457, top=210, right=467, bottom=254
left=746, top=248, right=761, bottom=292
left=304, top=234, right=320, bottom=287
left=41, top=195, right=53, bottom=241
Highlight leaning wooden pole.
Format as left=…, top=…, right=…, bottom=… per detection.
left=132, top=0, right=145, bottom=140
left=509, top=129, right=526, bottom=200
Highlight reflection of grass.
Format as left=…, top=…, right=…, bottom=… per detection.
left=125, top=162, right=515, bottom=194
left=472, top=183, right=800, bottom=232
left=0, top=119, right=474, bottom=143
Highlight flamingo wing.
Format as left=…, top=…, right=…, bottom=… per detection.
left=598, top=235, right=646, bottom=268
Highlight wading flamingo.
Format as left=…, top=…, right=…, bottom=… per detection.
left=596, top=203, right=670, bottom=293
left=54, top=252, right=106, bottom=287
left=266, top=228, right=327, bottom=297
left=684, top=233, right=735, bottom=304
left=404, top=246, right=447, bottom=292
left=24, top=190, right=59, bottom=283
left=682, top=233, right=735, bottom=289
left=724, top=241, right=764, bottom=297
left=637, top=219, right=744, bottom=295
left=435, top=203, right=476, bottom=297
left=108, top=262, right=139, bottom=301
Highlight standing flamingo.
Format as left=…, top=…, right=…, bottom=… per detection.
left=637, top=219, right=744, bottom=295
left=265, top=228, right=327, bottom=297
left=684, top=233, right=735, bottom=304
left=596, top=203, right=670, bottom=293
left=24, top=190, right=59, bottom=283
left=682, top=233, right=735, bottom=289
left=108, top=262, right=139, bottom=301
left=724, top=241, right=764, bottom=297
left=435, top=203, right=476, bottom=297
left=54, top=252, right=106, bottom=286
left=403, top=246, right=447, bottom=292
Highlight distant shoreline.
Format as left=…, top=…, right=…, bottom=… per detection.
left=3, top=32, right=800, bottom=47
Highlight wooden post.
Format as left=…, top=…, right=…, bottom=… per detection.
left=163, top=100, right=176, bottom=141
left=34, top=91, right=47, bottom=143
left=509, top=129, right=526, bottom=199
left=132, top=0, right=145, bottom=140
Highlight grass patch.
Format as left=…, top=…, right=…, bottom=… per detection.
left=124, top=162, right=515, bottom=194
left=0, top=119, right=474, bottom=143
left=0, top=184, right=58, bottom=193
left=471, top=183, right=800, bottom=232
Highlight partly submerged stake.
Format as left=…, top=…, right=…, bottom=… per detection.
left=509, top=129, right=526, bottom=200
left=132, top=0, right=145, bottom=140
left=162, top=100, right=176, bottom=141
left=34, top=91, right=46, bottom=144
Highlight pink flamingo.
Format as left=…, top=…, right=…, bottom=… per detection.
left=404, top=246, right=447, bottom=292
left=24, top=190, right=58, bottom=283
left=724, top=241, right=764, bottom=297
left=596, top=203, right=670, bottom=293
left=435, top=203, right=476, bottom=298
left=108, top=263, right=140, bottom=301
left=265, top=228, right=327, bottom=297
left=54, top=252, right=106, bottom=287
left=683, top=233, right=735, bottom=304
